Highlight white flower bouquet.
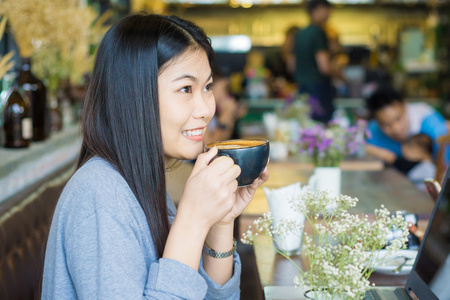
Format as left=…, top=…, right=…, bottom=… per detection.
left=242, top=189, right=409, bottom=299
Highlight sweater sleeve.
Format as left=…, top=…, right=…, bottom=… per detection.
left=65, top=209, right=209, bottom=300
left=165, top=192, right=242, bottom=299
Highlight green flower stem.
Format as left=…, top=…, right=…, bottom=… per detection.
left=276, top=249, right=303, bottom=273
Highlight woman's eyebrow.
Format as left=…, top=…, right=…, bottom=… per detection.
left=171, top=74, right=197, bottom=82
left=171, top=72, right=213, bottom=83
left=205, top=72, right=213, bottom=83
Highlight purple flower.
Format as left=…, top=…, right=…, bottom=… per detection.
left=296, top=120, right=369, bottom=166
left=317, top=137, right=333, bottom=152
left=356, top=119, right=368, bottom=129
left=347, top=141, right=360, bottom=154
left=328, top=119, right=340, bottom=126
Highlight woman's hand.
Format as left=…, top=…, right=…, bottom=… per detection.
left=217, top=161, right=270, bottom=225
left=164, top=148, right=240, bottom=272
left=177, top=147, right=241, bottom=230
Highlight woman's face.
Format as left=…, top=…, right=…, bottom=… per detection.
left=158, top=49, right=215, bottom=161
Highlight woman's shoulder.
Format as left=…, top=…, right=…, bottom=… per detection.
left=56, top=157, right=142, bottom=224
left=48, top=157, right=157, bottom=267
left=78, top=156, right=118, bottom=174
left=68, top=157, right=129, bottom=197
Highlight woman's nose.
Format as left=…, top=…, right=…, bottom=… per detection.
left=193, top=92, right=215, bottom=120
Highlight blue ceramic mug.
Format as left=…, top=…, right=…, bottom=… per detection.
left=205, top=139, right=270, bottom=186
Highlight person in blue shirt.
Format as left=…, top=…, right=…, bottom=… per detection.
left=365, top=84, right=447, bottom=164
left=42, top=13, right=269, bottom=299
left=366, top=133, right=436, bottom=190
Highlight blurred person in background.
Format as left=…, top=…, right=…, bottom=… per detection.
left=323, top=25, right=349, bottom=78
left=366, top=133, right=436, bottom=191
left=324, top=25, right=341, bottom=57
left=292, top=0, right=344, bottom=123
left=281, top=25, right=300, bottom=82
left=264, top=26, right=300, bottom=99
left=243, top=49, right=271, bottom=100
left=204, top=71, right=247, bottom=144
left=324, top=24, right=349, bottom=102
left=365, top=84, right=447, bottom=162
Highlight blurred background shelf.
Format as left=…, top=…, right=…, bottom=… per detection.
left=0, top=125, right=80, bottom=204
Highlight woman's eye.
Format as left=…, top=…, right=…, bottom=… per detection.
left=204, top=82, right=214, bottom=92
left=180, top=86, right=192, bottom=93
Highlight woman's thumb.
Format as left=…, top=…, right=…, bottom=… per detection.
left=191, top=146, right=218, bottom=176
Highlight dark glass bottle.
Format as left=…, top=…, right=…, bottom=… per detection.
left=3, top=73, right=32, bottom=148
left=49, top=91, right=63, bottom=133
left=17, top=57, right=49, bottom=141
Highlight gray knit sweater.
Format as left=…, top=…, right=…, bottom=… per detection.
left=42, top=157, right=241, bottom=299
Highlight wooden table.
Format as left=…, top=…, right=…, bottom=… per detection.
left=243, top=161, right=433, bottom=216
left=241, top=161, right=435, bottom=290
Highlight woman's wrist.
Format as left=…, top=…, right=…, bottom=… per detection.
left=205, top=223, right=234, bottom=253
left=162, top=211, right=210, bottom=270
left=203, top=221, right=235, bottom=285
left=173, top=210, right=211, bottom=239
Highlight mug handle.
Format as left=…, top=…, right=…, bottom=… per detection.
left=209, top=153, right=231, bottom=164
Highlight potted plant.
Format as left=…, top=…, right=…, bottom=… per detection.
left=294, top=120, right=369, bottom=198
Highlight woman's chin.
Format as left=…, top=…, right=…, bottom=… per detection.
left=178, top=147, right=204, bottom=161
left=189, top=148, right=205, bottom=160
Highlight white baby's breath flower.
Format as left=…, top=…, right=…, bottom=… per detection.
left=247, top=191, right=408, bottom=300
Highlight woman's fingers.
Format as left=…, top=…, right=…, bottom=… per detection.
left=199, top=155, right=241, bottom=185
left=258, top=165, right=270, bottom=184
left=236, top=163, right=269, bottom=202
left=208, top=156, right=236, bottom=175
left=225, top=163, right=241, bottom=183
left=190, top=146, right=218, bottom=177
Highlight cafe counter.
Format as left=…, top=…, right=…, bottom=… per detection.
left=0, top=125, right=81, bottom=203
left=0, top=125, right=80, bottom=299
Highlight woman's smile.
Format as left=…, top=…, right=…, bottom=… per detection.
left=181, top=127, right=206, bottom=141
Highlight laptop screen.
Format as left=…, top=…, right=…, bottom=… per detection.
left=410, top=182, right=450, bottom=299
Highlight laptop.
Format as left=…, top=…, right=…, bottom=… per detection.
left=265, top=168, right=450, bottom=300
left=366, top=168, right=450, bottom=299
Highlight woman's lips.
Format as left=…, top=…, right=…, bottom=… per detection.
left=182, top=128, right=204, bottom=141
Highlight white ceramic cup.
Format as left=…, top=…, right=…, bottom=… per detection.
left=308, top=167, right=342, bottom=198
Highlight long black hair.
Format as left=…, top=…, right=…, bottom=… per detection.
left=77, top=13, right=215, bottom=258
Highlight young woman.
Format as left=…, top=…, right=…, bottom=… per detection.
left=42, top=13, right=269, bottom=299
